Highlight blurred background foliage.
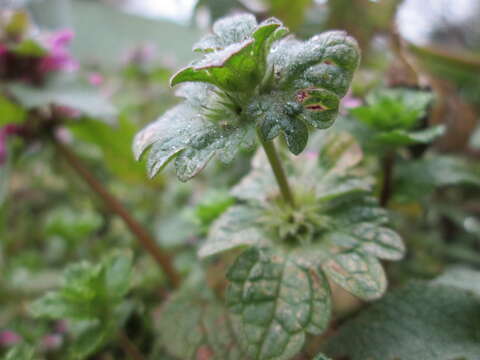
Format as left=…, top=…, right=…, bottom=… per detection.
left=0, top=0, right=479, bottom=359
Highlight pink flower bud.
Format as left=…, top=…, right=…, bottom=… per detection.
left=0, top=330, right=22, bottom=347
left=88, top=72, right=104, bottom=86
left=41, top=334, right=63, bottom=351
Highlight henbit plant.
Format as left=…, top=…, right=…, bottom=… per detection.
left=30, top=252, right=135, bottom=360
left=0, top=11, right=180, bottom=288
left=134, top=14, right=405, bottom=360
left=348, top=88, right=445, bottom=206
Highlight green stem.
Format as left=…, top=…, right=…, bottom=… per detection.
left=257, top=131, right=295, bottom=207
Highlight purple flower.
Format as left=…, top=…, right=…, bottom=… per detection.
left=41, top=334, right=63, bottom=351
left=0, top=44, right=6, bottom=57
left=54, top=320, right=68, bottom=334
left=39, top=29, right=78, bottom=73
left=340, top=91, right=362, bottom=114
left=0, top=330, right=22, bottom=347
left=124, top=43, right=156, bottom=66
left=88, top=72, right=104, bottom=86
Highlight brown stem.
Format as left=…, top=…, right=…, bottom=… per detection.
left=53, top=138, right=181, bottom=288
left=118, top=331, right=145, bottom=360
left=380, top=152, right=395, bottom=207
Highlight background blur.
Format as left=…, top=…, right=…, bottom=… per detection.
left=1, top=0, right=479, bottom=359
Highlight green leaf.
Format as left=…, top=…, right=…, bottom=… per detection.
left=350, top=88, right=441, bottom=149
left=133, top=102, right=254, bottom=181
left=321, top=250, right=386, bottom=300
left=67, top=321, right=110, bottom=360
left=432, top=266, right=480, bottom=296
left=199, top=132, right=402, bottom=357
left=375, top=124, right=445, bottom=146
left=135, top=15, right=359, bottom=180
left=69, top=115, right=148, bottom=184
left=0, top=96, right=27, bottom=125
left=325, top=223, right=404, bottom=261
left=157, top=272, right=245, bottom=360
left=312, top=355, right=332, bottom=360
left=103, top=251, right=133, bottom=298
left=226, top=247, right=331, bottom=360
left=12, top=39, right=47, bottom=57
left=395, top=155, right=480, bottom=201
left=326, top=278, right=480, bottom=360
left=4, top=11, right=30, bottom=39
left=7, top=76, right=116, bottom=119
left=199, top=205, right=266, bottom=258
left=351, top=88, right=433, bottom=132
left=3, top=344, right=35, bottom=360
left=31, top=252, right=133, bottom=321
left=171, top=16, right=286, bottom=92
left=30, top=292, right=83, bottom=320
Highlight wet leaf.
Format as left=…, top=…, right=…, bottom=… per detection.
left=135, top=15, right=359, bottom=180
left=133, top=102, right=254, bottom=181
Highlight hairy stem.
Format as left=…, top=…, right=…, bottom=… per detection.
left=118, top=331, right=145, bottom=360
left=53, top=138, right=181, bottom=288
left=258, top=132, right=295, bottom=207
left=380, top=151, right=395, bottom=207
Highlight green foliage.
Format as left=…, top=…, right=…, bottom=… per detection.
left=199, top=132, right=404, bottom=359
left=43, top=207, right=102, bottom=243
left=69, top=115, right=149, bottom=184
left=0, top=96, right=27, bottom=125
left=350, top=88, right=444, bottom=148
left=30, top=251, right=133, bottom=359
left=7, top=76, right=116, bottom=120
left=227, top=247, right=331, bottom=360
left=134, top=14, right=360, bottom=181
left=2, top=344, right=35, bottom=360
left=395, top=155, right=480, bottom=202
left=326, top=268, right=480, bottom=360
left=157, top=272, right=245, bottom=359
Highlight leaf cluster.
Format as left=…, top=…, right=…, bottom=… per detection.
left=30, top=252, right=133, bottom=359
left=134, top=14, right=360, bottom=181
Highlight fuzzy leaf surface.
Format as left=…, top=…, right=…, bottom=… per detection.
left=326, top=277, right=480, bottom=360
left=157, top=273, right=245, bottom=360
left=226, top=247, right=331, bottom=360
left=135, top=15, right=359, bottom=180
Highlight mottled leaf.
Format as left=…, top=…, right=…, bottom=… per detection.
left=321, top=250, right=386, bottom=301
left=157, top=273, right=245, bottom=360
left=226, top=247, right=331, bottom=360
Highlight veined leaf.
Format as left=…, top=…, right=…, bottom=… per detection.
left=157, top=273, right=245, bottom=360
left=135, top=15, right=359, bottom=180
left=226, top=247, right=331, bottom=360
